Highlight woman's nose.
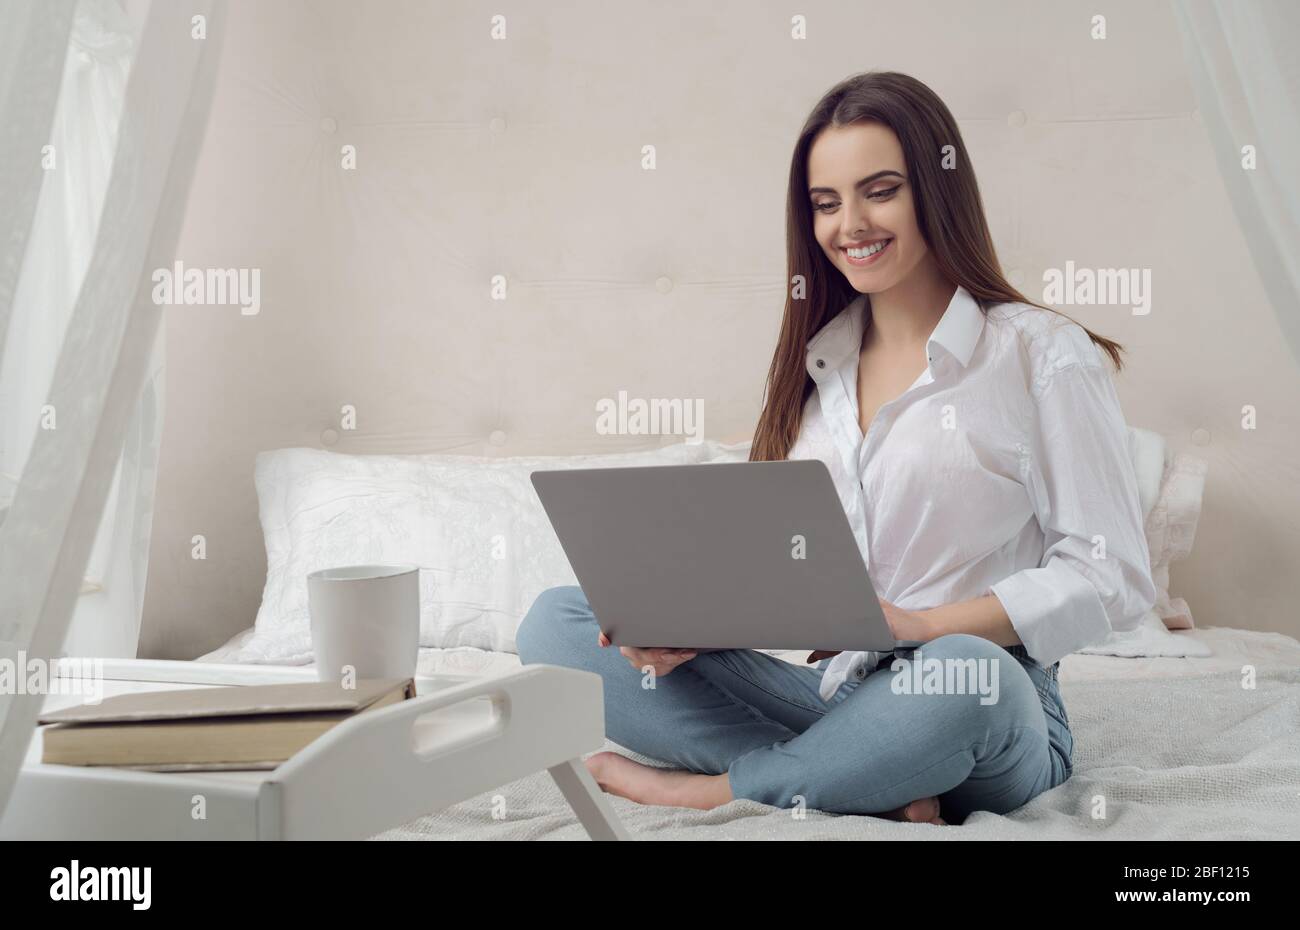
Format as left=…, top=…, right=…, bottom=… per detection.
left=840, top=199, right=871, bottom=239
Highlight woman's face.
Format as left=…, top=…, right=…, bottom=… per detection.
left=807, top=121, right=927, bottom=293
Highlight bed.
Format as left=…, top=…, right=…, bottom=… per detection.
left=195, top=437, right=1300, bottom=840
left=197, top=628, right=1300, bottom=840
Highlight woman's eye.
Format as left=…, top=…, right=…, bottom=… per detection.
left=812, top=185, right=901, bottom=212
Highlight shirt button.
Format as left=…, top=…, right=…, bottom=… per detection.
left=815, top=359, right=826, bottom=369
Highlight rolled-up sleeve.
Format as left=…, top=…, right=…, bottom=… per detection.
left=989, top=361, right=1157, bottom=666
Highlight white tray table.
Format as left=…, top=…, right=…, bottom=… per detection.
left=0, top=659, right=629, bottom=841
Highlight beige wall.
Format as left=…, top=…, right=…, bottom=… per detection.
left=141, top=0, right=1300, bottom=659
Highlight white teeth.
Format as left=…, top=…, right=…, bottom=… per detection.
left=847, top=240, right=890, bottom=258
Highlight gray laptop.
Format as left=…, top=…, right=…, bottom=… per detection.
left=531, top=459, right=919, bottom=652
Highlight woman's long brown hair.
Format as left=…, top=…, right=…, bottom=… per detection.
left=750, top=71, right=1125, bottom=462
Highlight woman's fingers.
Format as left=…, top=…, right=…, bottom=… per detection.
left=807, top=649, right=842, bottom=663
left=618, top=646, right=697, bottom=675
left=659, top=648, right=697, bottom=667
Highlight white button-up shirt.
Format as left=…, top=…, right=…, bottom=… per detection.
left=791, top=284, right=1157, bottom=702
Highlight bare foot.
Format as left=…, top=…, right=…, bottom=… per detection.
left=584, top=751, right=732, bottom=810
left=585, top=752, right=946, bottom=823
left=883, top=795, right=947, bottom=825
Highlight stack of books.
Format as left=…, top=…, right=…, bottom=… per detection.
left=37, top=678, right=416, bottom=771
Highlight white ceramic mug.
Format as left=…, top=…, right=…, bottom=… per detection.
left=306, top=564, right=420, bottom=683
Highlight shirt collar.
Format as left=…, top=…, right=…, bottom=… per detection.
left=805, top=284, right=985, bottom=381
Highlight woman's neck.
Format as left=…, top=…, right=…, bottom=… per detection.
left=863, top=263, right=956, bottom=351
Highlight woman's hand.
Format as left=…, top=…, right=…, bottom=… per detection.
left=598, top=630, right=697, bottom=676
left=881, top=598, right=933, bottom=643
left=805, top=599, right=934, bottom=663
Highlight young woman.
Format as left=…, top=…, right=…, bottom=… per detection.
left=516, top=71, right=1157, bottom=825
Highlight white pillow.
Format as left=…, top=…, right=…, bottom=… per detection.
left=231, top=440, right=747, bottom=665
left=1127, top=426, right=1167, bottom=521
left=1077, top=427, right=1209, bottom=657
left=233, top=430, right=1204, bottom=666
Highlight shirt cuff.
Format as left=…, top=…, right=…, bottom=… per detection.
left=818, top=650, right=872, bottom=702
left=989, top=560, right=1113, bottom=667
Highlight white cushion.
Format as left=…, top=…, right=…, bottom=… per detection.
left=1077, top=426, right=1208, bottom=657
left=232, top=429, right=1205, bottom=665
left=1127, top=426, right=1167, bottom=521
left=231, top=440, right=748, bottom=665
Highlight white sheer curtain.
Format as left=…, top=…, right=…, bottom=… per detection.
left=1174, top=0, right=1300, bottom=366
left=0, top=0, right=226, bottom=817
left=0, top=0, right=159, bottom=659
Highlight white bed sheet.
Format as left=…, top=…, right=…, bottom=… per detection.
left=198, top=624, right=1300, bottom=684
left=197, top=626, right=525, bottom=679
left=198, top=624, right=1300, bottom=840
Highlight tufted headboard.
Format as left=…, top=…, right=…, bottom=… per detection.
left=140, top=0, right=1300, bottom=659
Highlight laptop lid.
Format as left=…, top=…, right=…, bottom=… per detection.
left=531, top=459, right=893, bottom=652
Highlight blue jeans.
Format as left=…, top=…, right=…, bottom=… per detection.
left=515, top=585, right=1074, bottom=824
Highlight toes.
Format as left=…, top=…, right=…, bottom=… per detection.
left=882, top=796, right=942, bottom=823
left=905, top=797, right=940, bottom=822
left=583, top=752, right=617, bottom=788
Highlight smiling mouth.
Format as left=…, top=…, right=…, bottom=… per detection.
left=842, top=238, right=894, bottom=265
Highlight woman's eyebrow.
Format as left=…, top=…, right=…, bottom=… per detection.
left=808, top=170, right=904, bottom=196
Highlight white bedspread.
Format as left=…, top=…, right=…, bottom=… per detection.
left=200, top=624, right=1297, bottom=683
left=201, top=626, right=1300, bottom=840
left=372, top=664, right=1299, bottom=840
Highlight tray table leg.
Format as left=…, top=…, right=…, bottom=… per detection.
left=547, top=757, right=631, bottom=841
